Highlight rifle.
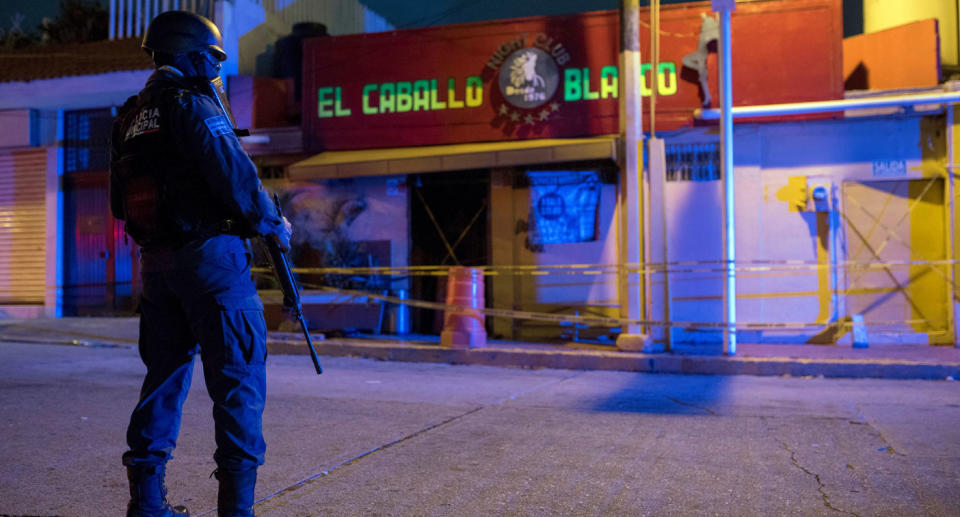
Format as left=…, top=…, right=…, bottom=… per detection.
left=265, top=194, right=323, bottom=375
left=207, top=77, right=322, bottom=375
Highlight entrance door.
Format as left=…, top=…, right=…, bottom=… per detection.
left=62, top=173, right=138, bottom=315
left=409, top=170, right=489, bottom=334
left=61, top=108, right=138, bottom=316
left=841, top=177, right=951, bottom=344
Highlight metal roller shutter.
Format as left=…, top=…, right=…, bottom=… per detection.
left=0, top=148, right=48, bottom=304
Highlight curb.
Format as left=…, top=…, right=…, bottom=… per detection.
left=267, top=338, right=960, bottom=380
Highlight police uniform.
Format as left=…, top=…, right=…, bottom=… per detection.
left=112, top=64, right=281, bottom=515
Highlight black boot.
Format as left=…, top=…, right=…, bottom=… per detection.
left=126, top=464, right=190, bottom=517
left=215, top=467, right=257, bottom=517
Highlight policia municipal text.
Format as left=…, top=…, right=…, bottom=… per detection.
left=110, top=11, right=293, bottom=517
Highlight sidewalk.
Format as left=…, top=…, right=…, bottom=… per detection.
left=2, top=317, right=959, bottom=380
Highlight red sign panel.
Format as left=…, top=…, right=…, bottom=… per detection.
left=303, top=0, right=842, bottom=151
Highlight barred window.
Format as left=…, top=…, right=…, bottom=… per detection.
left=64, top=108, right=113, bottom=173
left=665, top=142, right=720, bottom=182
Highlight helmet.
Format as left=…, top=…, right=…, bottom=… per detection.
left=142, top=11, right=226, bottom=61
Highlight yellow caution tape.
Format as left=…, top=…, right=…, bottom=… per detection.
left=294, top=283, right=930, bottom=332
left=247, top=258, right=960, bottom=278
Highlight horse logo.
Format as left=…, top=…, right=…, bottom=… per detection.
left=498, top=47, right=558, bottom=110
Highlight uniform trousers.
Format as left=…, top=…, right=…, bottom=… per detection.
left=123, top=240, right=267, bottom=472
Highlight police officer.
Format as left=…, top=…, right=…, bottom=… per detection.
left=110, top=11, right=291, bottom=517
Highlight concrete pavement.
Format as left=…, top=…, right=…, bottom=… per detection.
left=0, top=336, right=958, bottom=516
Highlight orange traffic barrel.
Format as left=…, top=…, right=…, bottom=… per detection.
left=440, top=266, right=486, bottom=348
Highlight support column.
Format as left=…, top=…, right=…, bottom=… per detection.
left=648, top=0, right=670, bottom=350
left=648, top=137, right=669, bottom=348
left=616, top=0, right=655, bottom=352
left=715, top=0, right=737, bottom=355
left=948, top=106, right=960, bottom=347
left=44, top=118, right=64, bottom=318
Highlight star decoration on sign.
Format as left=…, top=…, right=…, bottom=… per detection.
left=497, top=98, right=563, bottom=129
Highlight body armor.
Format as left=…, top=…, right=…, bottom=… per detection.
left=111, top=77, right=246, bottom=249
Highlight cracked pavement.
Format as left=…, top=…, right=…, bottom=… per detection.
left=1, top=341, right=958, bottom=516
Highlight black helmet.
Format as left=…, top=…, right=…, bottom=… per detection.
left=142, top=11, right=226, bottom=61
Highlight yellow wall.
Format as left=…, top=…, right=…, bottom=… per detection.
left=864, top=0, right=958, bottom=66
left=952, top=106, right=960, bottom=343
left=726, top=114, right=954, bottom=345
left=489, top=167, right=620, bottom=341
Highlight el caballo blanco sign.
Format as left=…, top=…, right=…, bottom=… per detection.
left=316, top=32, right=678, bottom=119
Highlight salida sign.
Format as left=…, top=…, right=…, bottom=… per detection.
left=303, top=3, right=841, bottom=151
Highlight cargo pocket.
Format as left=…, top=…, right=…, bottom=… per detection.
left=215, top=250, right=253, bottom=274
left=215, top=293, right=267, bottom=369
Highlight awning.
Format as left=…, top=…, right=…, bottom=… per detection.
left=287, top=136, right=619, bottom=180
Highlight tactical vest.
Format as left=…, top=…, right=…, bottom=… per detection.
left=111, top=84, right=238, bottom=249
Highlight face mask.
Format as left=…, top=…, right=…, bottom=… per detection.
left=202, top=50, right=223, bottom=79
left=187, top=49, right=222, bottom=80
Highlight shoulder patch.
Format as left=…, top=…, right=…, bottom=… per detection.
left=204, top=115, right=232, bottom=137
left=124, top=106, right=162, bottom=141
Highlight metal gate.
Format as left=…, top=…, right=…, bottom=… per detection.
left=0, top=148, right=49, bottom=306
left=61, top=108, right=138, bottom=316
left=841, top=177, right=952, bottom=344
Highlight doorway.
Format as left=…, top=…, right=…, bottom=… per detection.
left=840, top=177, right=951, bottom=344
left=61, top=108, right=138, bottom=316
left=409, top=170, right=489, bottom=334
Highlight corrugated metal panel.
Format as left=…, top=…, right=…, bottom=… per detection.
left=64, top=182, right=108, bottom=311
left=110, top=0, right=216, bottom=39
left=0, top=148, right=47, bottom=304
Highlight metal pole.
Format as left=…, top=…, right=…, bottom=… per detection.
left=109, top=0, right=116, bottom=39
left=125, top=0, right=132, bottom=39
left=948, top=106, right=960, bottom=347
left=716, top=2, right=736, bottom=355
left=615, top=0, right=649, bottom=352
left=696, top=91, right=960, bottom=119
left=650, top=0, right=659, bottom=138
left=117, top=0, right=125, bottom=38
left=133, top=0, right=145, bottom=36
left=647, top=0, right=669, bottom=350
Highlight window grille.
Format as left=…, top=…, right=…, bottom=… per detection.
left=665, top=142, right=720, bottom=182
left=64, top=109, right=113, bottom=174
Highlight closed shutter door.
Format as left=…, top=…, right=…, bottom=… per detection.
left=0, top=148, right=48, bottom=304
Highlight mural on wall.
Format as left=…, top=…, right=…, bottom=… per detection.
left=268, top=181, right=391, bottom=292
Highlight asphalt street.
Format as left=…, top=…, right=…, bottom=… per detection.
left=1, top=340, right=958, bottom=516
